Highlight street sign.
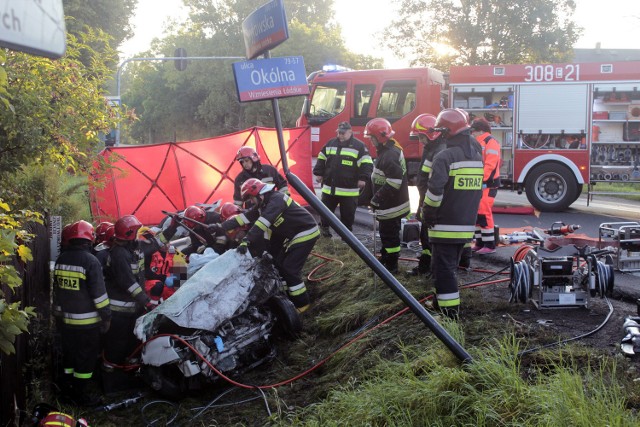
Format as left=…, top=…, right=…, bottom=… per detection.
left=232, top=56, right=309, bottom=103
left=241, top=0, right=288, bottom=60
left=0, top=0, right=66, bottom=59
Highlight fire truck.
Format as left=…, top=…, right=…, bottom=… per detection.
left=296, top=66, right=445, bottom=180
left=297, top=61, right=640, bottom=212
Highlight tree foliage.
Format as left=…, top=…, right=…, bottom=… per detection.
left=62, top=0, right=138, bottom=49
left=0, top=28, right=120, bottom=208
left=121, top=0, right=382, bottom=144
left=383, top=0, right=582, bottom=71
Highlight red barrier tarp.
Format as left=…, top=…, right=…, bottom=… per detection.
left=89, top=126, right=313, bottom=225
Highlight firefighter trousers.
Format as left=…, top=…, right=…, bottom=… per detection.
left=431, top=242, right=463, bottom=311
left=59, top=324, right=101, bottom=381
left=274, top=236, right=318, bottom=308
left=103, top=312, right=141, bottom=366
left=320, top=193, right=358, bottom=230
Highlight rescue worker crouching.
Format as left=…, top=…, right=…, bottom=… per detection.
left=422, top=109, right=483, bottom=319
left=162, top=205, right=225, bottom=257
left=52, top=220, right=111, bottom=407
left=233, top=147, right=288, bottom=207
left=364, top=118, right=411, bottom=274
left=102, top=214, right=152, bottom=393
left=407, top=113, right=446, bottom=278
left=216, top=178, right=319, bottom=313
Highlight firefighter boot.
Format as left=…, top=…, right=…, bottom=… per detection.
left=407, top=254, right=431, bottom=276
left=459, top=245, right=472, bottom=270
left=441, top=305, right=460, bottom=321
left=378, top=248, right=389, bottom=266
left=385, top=253, right=399, bottom=274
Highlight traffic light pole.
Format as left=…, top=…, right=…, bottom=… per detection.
left=114, top=55, right=243, bottom=145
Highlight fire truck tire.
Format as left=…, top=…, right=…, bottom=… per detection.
left=524, top=163, right=578, bottom=212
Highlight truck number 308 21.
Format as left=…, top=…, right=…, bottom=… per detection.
left=524, top=64, right=581, bottom=82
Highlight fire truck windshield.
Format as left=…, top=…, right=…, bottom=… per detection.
left=308, top=83, right=346, bottom=123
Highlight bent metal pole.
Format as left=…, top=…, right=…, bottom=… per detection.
left=264, top=102, right=470, bottom=360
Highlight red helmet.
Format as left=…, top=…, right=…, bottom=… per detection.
left=241, top=178, right=275, bottom=200
left=67, top=220, right=95, bottom=242
left=114, top=215, right=143, bottom=241
left=95, top=221, right=114, bottom=244
left=364, top=118, right=395, bottom=143
left=61, top=223, right=73, bottom=248
left=455, top=108, right=470, bottom=124
left=235, top=147, right=260, bottom=162
left=410, top=114, right=441, bottom=141
left=220, top=202, right=242, bottom=221
left=435, top=108, right=471, bottom=137
left=183, top=205, right=205, bottom=228
left=226, top=215, right=250, bottom=241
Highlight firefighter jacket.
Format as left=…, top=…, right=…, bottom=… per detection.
left=105, top=243, right=150, bottom=315
left=371, top=139, right=410, bottom=220
left=475, top=131, right=501, bottom=188
left=313, top=135, right=373, bottom=197
left=233, top=163, right=289, bottom=206
left=423, top=132, right=484, bottom=244
left=53, top=245, right=111, bottom=329
left=416, top=138, right=447, bottom=204
left=222, top=191, right=319, bottom=254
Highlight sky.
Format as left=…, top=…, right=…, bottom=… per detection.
left=119, top=0, right=640, bottom=67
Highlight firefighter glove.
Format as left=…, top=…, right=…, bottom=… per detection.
left=164, top=274, right=177, bottom=288
left=422, top=206, right=437, bottom=228
left=100, top=318, right=111, bottom=334
left=207, top=223, right=222, bottom=234
left=145, top=301, right=156, bottom=312
left=237, top=239, right=249, bottom=255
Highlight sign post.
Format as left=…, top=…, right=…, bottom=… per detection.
left=0, top=0, right=66, bottom=58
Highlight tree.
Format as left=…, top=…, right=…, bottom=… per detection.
left=120, top=0, right=382, bottom=144
left=383, top=0, right=582, bottom=71
left=63, top=0, right=138, bottom=49
left=0, top=28, right=121, bottom=209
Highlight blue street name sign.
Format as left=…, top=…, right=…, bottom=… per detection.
left=242, top=0, right=288, bottom=60
left=232, top=56, right=309, bottom=103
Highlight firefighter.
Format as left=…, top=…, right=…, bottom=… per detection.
left=163, top=205, right=224, bottom=256
left=364, top=118, right=410, bottom=274
left=407, top=114, right=446, bottom=277
left=422, top=109, right=483, bottom=319
left=52, top=220, right=110, bottom=406
left=233, top=147, right=288, bottom=207
left=93, top=223, right=114, bottom=271
left=470, top=117, right=501, bottom=254
left=313, top=121, right=373, bottom=237
left=102, top=214, right=151, bottom=391
left=217, top=178, right=319, bottom=312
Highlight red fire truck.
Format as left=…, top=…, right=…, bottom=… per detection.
left=297, top=61, right=640, bottom=212
left=449, top=61, right=640, bottom=211
left=296, top=66, right=445, bottom=179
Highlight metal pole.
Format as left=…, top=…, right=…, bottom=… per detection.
left=264, top=48, right=472, bottom=363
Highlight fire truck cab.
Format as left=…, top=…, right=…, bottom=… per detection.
left=296, top=66, right=445, bottom=180
left=449, top=61, right=640, bottom=211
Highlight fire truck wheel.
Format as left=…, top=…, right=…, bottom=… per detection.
left=525, top=163, right=578, bottom=212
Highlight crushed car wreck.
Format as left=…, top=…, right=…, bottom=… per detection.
left=134, top=250, right=302, bottom=398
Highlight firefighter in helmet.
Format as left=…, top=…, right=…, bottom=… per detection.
left=469, top=117, right=501, bottom=254
left=53, top=220, right=110, bottom=406
left=364, top=118, right=410, bottom=274
left=217, top=178, right=319, bottom=312
left=233, top=147, right=288, bottom=207
left=93, top=222, right=114, bottom=271
left=102, top=214, right=151, bottom=390
left=408, top=114, right=446, bottom=277
left=162, top=205, right=224, bottom=256
left=422, top=109, right=483, bottom=319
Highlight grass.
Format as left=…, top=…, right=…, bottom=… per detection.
left=588, top=182, right=640, bottom=201
left=28, top=237, right=640, bottom=426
